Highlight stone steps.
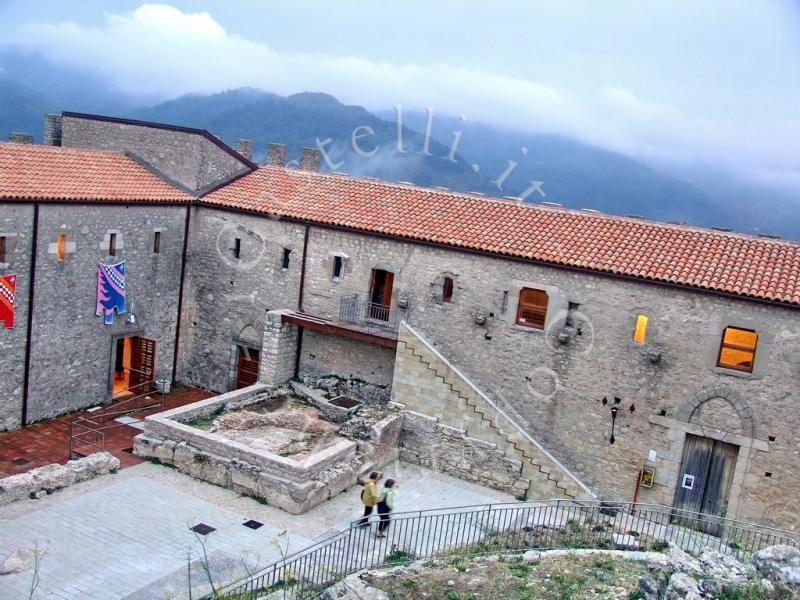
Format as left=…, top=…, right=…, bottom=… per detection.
left=395, top=325, right=593, bottom=501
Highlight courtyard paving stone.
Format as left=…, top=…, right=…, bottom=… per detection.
left=0, top=460, right=513, bottom=599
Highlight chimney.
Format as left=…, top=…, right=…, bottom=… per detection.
left=299, top=147, right=321, bottom=172
left=265, top=143, right=287, bottom=167
left=235, top=139, right=254, bottom=161
left=9, top=132, right=33, bottom=144
left=43, top=114, right=62, bottom=146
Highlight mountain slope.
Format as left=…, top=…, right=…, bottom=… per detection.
left=131, top=90, right=490, bottom=193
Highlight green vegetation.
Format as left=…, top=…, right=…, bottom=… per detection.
left=184, top=405, right=225, bottom=430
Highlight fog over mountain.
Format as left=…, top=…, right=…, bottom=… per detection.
left=0, top=45, right=797, bottom=240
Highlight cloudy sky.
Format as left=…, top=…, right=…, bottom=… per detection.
left=0, top=1, right=798, bottom=187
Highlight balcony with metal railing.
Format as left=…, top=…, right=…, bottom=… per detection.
left=280, top=295, right=405, bottom=348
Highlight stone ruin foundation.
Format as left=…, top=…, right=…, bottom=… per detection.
left=133, top=383, right=402, bottom=514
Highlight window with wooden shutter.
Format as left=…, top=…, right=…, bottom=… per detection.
left=717, top=327, right=757, bottom=372
left=516, top=288, right=548, bottom=329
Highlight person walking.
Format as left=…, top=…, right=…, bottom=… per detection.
left=375, top=479, right=396, bottom=538
left=356, top=471, right=380, bottom=526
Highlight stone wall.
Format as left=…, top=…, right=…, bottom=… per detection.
left=25, top=204, right=187, bottom=421
left=178, top=208, right=304, bottom=391
left=134, top=384, right=403, bottom=514
left=0, top=452, right=120, bottom=506
left=0, top=203, right=33, bottom=430
left=393, top=322, right=593, bottom=501
left=291, top=225, right=800, bottom=528
left=61, top=115, right=251, bottom=194
left=400, top=411, right=530, bottom=497
left=260, top=310, right=299, bottom=388
left=299, top=329, right=396, bottom=388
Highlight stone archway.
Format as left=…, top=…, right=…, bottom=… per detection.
left=675, top=386, right=755, bottom=438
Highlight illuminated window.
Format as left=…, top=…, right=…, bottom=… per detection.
left=108, top=233, right=117, bottom=256
left=717, top=327, right=758, bottom=373
left=56, top=233, right=66, bottom=261
left=516, top=288, right=548, bottom=329
left=633, top=314, right=648, bottom=343
left=442, top=277, right=454, bottom=303
left=153, top=231, right=161, bottom=254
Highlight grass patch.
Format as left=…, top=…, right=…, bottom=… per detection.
left=184, top=405, right=225, bottom=430
left=367, top=553, right=648, bottom=599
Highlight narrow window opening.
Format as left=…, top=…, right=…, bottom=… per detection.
left=233, top=238, right=242, bottom=259
left=56, top=233, right=66, bottom=261
left=108, top=233, right=117, bottom=256
left=633, top=314, right=648, bottom=343
left=717, top=326, right=758, bottom=373
left=0, top=236, right=6, bottom=263
left=442, top=277, right=454, bottom=303
left=153, top=231, right=161, bottom=254
left=282, top=247, right=291, bottom=269
left=332, top=255, right=344, bottom=279
left=516, top=288, right=548, bottom=329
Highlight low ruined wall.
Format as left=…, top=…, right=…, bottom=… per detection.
left=134, top=384, right=403, bottom=514
left=399, top=411, right=530, bottom=498
left=0, top=452, right=120, bottom=506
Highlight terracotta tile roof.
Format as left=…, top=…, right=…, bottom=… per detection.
left=0, top=142, right=192, bottom=202
left=203, top=166, right=800, bottom=307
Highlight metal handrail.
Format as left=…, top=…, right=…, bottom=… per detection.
left=207, top=499, right=800, bottom=599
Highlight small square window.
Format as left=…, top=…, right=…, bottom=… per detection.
left=633, top=314, right=648, bottom=343
left=108, top=233, right=117, bottom=256
left=233, top=238, right=242, bottom=259
left=282, top=248, right=291, bottom=269
left=332, top=255, right=344, bottom=279
left=717, top=326, right=758, bottom=373
left=56, top=233, right=66, bottom=261
left=153, top=231, right=161, bottom=254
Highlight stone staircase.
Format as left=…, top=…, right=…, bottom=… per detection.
left=393, top=322, right=594, bottom=501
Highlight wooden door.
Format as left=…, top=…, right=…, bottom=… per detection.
left=369, top=269, right=394, bottom=319
left=236, top=346, right=260, bottom=389
left=129, top=337, right=156, bottom=391
left=672, top=434, right=738, bottom=534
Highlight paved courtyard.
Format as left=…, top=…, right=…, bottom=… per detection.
left=0, top=460, right=513, bottom=599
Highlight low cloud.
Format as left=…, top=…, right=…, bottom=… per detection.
left=6, top=3, right=799, bottom=185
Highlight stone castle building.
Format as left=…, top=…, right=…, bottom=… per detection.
left=1, top=112, right=798, bottom=529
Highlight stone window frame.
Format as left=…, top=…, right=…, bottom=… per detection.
left=330, top=252, right=349, bottom=282
left=431, top=272, right=459, bottom=305
left=716, top=326, right=758, bottom=374
left=704, top=315, right=773, bottom=380
left=0, top=232, right=17, bottom=268
left=152, top=228, right=163, bottom=255
left=49, top=231, right=76, bottom=262
left=102, top=229, right=124, bottom=257
left=504, top=280, right=566, bottom=334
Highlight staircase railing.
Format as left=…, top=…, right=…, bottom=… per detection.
left=68, top=378, right=163, bottom=458
left=205, top=499, right=800, bottom=599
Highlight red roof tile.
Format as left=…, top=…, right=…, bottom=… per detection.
left=0, top=142, right=192, bottom=202
left=203, top=166, right=800, bottom=307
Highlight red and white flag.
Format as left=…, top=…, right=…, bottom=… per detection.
left=0, top=274, right=16, bottom=329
